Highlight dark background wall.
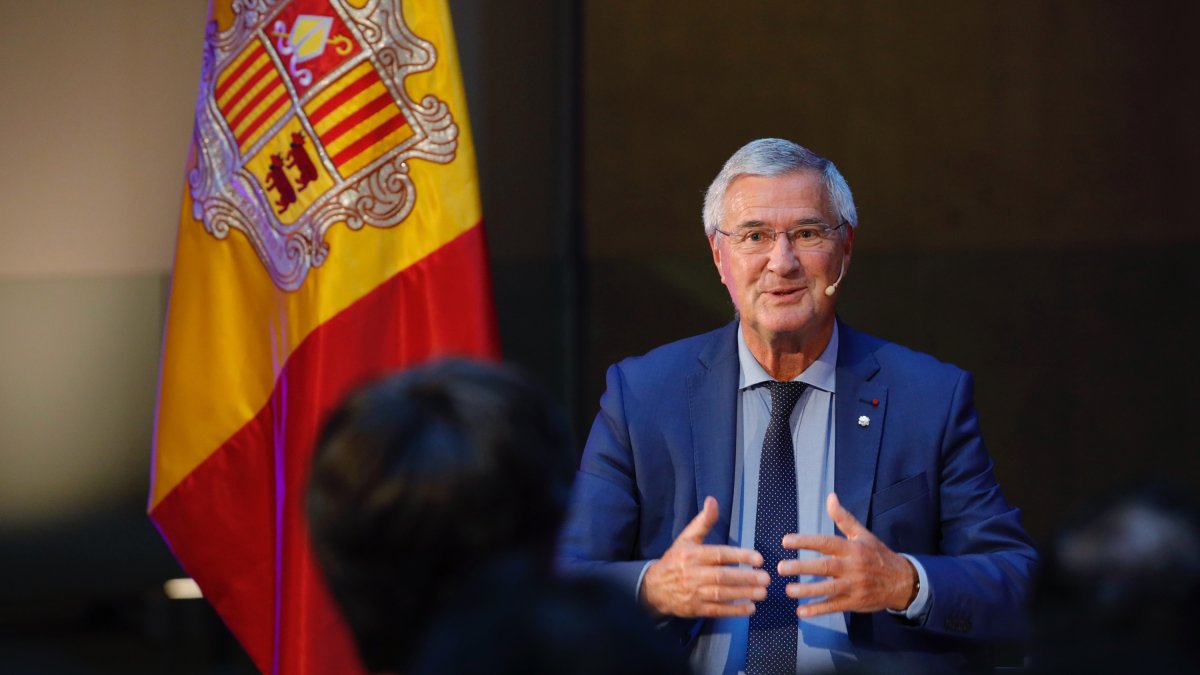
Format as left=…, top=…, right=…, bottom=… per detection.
left=1, top=0, right=1197, bottom=671
left=578, top=0, right=1200, bottom=543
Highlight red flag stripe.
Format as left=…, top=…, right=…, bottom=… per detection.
left=236, top=88, right=291, bottom=148
left=223, top=58, right=277, bottom=122
left=306, top=68, right=381, bottom=127
left=330, top=113, right=408, bottom=169
left=216, top=42, right=267, bottom=102
left=227, top=70, right=285, bottom=138
left=318, top=92, right=395, bottom=147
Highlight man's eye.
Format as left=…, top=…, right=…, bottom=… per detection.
left=744, top=230, right=769, bottom=243
left=794, top=228, right=820, bottom=240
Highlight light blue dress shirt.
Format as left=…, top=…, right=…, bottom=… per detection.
left=687, top=325, right=930, bottom=674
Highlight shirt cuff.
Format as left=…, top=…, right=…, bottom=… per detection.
left=635, top=559, right=657, bottom=603
left=886, top=554, right=931, bottom=622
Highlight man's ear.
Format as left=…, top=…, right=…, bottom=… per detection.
left=840, top=225, right=855, bottom=276
left=709, top=234, right=726, bottom=284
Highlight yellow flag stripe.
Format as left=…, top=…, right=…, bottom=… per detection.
left=320, top=104, right=397, bottom=156
left=304, top=60, right=375, bottom=113
left=216, top=40, right=264, bottom=95
left=232, top=83, right=288, bottom=141
left=338, top=124, right=414, bottom=177
left=310, top=81, right=390, bottom=136
left=218, top=51, right=273, bottom=111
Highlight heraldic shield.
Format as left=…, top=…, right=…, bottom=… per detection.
left=190, top=0, right=459, bottom=291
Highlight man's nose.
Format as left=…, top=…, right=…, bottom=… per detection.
left=765, top=233, right=801, bottom=274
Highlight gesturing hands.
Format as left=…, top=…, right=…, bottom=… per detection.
left=642, top=493, right=916, bottom=620
left=780, top=492, right=917, bottom=617
left=641, top=496, right=770, bottom=618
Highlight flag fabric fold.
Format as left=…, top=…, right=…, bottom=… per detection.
left=149, top=1, right=497, bottom=672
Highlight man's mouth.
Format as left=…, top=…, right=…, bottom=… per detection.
left=765, top=287, right=803, bottom=298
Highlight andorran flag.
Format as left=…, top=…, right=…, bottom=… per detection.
left=149, top=1, right=497, bottom=672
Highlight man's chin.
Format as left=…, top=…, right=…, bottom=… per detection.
left=748, top=307, right=834, bottom=339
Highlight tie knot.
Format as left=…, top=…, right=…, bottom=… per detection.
left=766, top=381, right=807, bottom=418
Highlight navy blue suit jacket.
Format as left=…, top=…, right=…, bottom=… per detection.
left=558, top=320, right=1037, bottom=671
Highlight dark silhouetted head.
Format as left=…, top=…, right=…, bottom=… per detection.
left=307, top=358, right=575, bottom=673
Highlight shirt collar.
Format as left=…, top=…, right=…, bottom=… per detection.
left=736, top=322, right=839, bottom=393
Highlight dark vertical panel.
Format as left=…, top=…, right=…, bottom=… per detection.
left=553, top=1, right=587, bottom=441
left=450, top=0, right=581, bottom=434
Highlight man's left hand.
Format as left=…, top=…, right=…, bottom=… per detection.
left=778, top=492, right=917, bottom=617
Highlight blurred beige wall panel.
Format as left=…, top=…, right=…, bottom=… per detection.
left=0, top=275, right=167, bottom=526
left=0, top=1, right=206, bottom=278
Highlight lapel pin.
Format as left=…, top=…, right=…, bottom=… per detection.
left=871, top=398, right=879, bottom=406
left=858, top=415, right=871, bottom=428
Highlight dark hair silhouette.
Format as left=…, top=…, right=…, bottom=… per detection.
left=307, top=358, right=576, bottom=673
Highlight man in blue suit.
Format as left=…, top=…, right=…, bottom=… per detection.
left=558, top=139, right=1037, bottom=674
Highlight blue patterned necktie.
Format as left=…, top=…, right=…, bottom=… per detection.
left=746, top=380, right=807, bottom=675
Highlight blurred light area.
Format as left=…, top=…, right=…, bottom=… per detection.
left=0, top=0, right=200, bottom=278
left=164, top=577, right=203, bottom=600
left=0, top=275, right=166, bottom=527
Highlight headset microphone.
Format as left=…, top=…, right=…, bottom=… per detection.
left=825, top=255, right=847, bottom=297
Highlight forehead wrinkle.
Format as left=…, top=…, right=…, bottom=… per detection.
left=732, top=216, right=830, bottom=230
left=733, top=219, right=769, bottom=230
left=791, top=216, right=830, bottom=226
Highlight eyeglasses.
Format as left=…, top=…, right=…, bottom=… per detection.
left=713, top=222, right=846, bottom=254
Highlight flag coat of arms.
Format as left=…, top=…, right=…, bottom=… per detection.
left=149, top=1, right=497, bottom=672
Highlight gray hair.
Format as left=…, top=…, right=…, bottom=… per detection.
left=702, top=138, right=858, bottom=237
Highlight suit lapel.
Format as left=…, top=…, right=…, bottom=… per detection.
left=834, top=322, right=887, bottom=530
left=687, top=322, right=740, bottom=545
left=686, top=321, right=887, bottom=542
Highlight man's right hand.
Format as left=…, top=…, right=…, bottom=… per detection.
left=640, top=496, right=769, bottom=618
